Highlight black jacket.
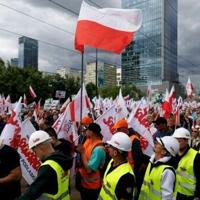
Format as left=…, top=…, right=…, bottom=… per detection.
left=18, top=151, right=73, bottom=200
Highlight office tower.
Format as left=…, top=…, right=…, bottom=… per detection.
left=121, top=0, right=178, bottom=91
left=85, top=62, right=117, bottom=88
left=18, top=36, right=38, bottom=69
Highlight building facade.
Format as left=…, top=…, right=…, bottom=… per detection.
left=85, top=62, right=117, bottom=88
left=18, top=36, right=38, bottom=69
left=10, top=58, right=18, bottom=67
left=121, top=0, right=178, bottom=91
left=117, top=68, right=122, bottom=86
left=56, top=67, right=82, bottom=79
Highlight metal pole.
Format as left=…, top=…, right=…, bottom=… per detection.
left=95, top=48, right=98, bottom=97
left=80, top=53, right=84, bottom=122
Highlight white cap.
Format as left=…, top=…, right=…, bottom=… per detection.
left=156, top=136, right=180, bottom=157
left=107, top=132, right=132, bottom=152
left=29, top=130, right=52, bottom=149
left=173, top=127, right=191, bottom=139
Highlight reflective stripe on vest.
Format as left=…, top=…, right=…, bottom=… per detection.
left=176, top=148, right=197, bottom=196
left=79, top=138, right=103, bottom=189
left=98, top=159, right=135, bottom=200
left=42, top=160, right=70, bottom=200
left=139, top=163, right=174, bottom=200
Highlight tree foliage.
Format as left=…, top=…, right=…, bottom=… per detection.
left=0, top=59, right=81, bottom=102
left=0, top=58, right=144, bottom=102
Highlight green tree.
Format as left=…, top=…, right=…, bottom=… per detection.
left=86, top=82, right=97, bottom=98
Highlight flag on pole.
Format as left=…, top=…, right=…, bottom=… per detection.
left=29, top=85, right=37, bottom=99
left=75, top=1, right=142, bottom=53
left=169, top=85, right=176, bottom=105
left=147, top=83, right=152, bottom=97
left=23, top=94, right=28, bottom=107
left=186, top=77, right=194, bottom=99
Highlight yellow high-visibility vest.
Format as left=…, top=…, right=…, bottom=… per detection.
left=176, top=148, right=197, bottom=196
left=98, top=159, right=135, bottom=200
left=139, top=163, right=174, bottom=200
left=42, top=160, right=70, bottom=200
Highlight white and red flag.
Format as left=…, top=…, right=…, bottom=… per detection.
left=53, top=102, right=78, bottom=144
left=162, top=88, right=172, bottom=119
left=75, top=1, right=142, bottom=54
left=169, top=85, right=176, bottom=105
left=23, top=93, right=28, bottom=107
left=0, top=98, right=41, bottom=184
left=115, top=88, right=129, bottom=121
left=128, top=100, right=154, bottom=156
left=60, top=98, right=70, bottom=113
left=186, top=77, right=194, bottom=99
left=95, top=105, right=116, bottom=142
left=147, top=83, right=152, bottom=98
left=29, top=85, right=37, bottom=99
left=71, top=84, right=91, bottom=122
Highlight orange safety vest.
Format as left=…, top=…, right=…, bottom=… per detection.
left=79, top=138, right=103, bottom=189
left=128, top=135, right=140, bottom=167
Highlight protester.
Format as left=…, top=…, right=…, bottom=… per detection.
left=18, top=130, right=72, bottom=200
left=45, top=127, right=73, bottom=158
left=180, top=109, right=193, bottom=131
left=153, top=117, right=173, bottom=140
left=98, top=132, right=136, bottom=200
left=113, top=118, right=129, bottom=134
left=128, top=128, right=149, bottom=199
left=79, top=115, right=93, bottom=144
left=139, top=136, right=180, bottom=200
left=173, top=127, right=200, bottom=200
left=191, top=125, right=200, bottom=151
left=76, top=122, right=106, bottom=200
left=0, top=138, right=22, bottom=200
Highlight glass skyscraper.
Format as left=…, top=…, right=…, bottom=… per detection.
left=18, top=36, right=38, bottom=69
left=121, top=0, right=178, bottom=89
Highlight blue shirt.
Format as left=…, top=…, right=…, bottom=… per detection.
left=88, top=146, right=106, bottom=171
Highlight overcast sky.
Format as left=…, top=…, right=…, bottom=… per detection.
left=0, top=0, right=199, bottom=85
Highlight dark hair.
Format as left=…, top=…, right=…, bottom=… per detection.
left=44, top=127, right=57, bottom=139
left=87, top=123, right=102, bottom=137
left=154, top=117, right=167, bottom=125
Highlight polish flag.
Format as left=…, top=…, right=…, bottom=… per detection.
left=162, top=88, right=172, bottom=119
left=186, top=77, right=194, bottom=99
left=147, top=83, right=152, bottom=97
left=29, top=85, right=37, bottom=99
left=75, top=1, right=142, bottom=54
left=23, top=94, right=28, bottom=107
left=169, top=85, right=176, bottom=105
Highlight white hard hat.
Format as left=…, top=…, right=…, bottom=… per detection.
left=107, top=132, right=132, bottom=152
left=173, top=127, right=191, bottom=139
left=156, top=136, right=180, bottom=157
left=29, top=130, right=52, bottom=149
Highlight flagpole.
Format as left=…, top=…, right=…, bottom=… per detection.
left=95, top=48, right=98, bottom=97
left=80, top=53, right=84, bottom=123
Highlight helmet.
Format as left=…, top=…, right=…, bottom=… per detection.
left=81, top=116, right=93, bottom=125
left=107, top=132, right=131, bottom=152
left=173, top=127, right=191, bottom=139
left=113, top=119, right=128, bottom=129
left=29, top=130, right=52, bottom=149
left=156, top=136, right=180, bottom=157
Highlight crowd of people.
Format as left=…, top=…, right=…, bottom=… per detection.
left=0, top=103, right=200, bottom=200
